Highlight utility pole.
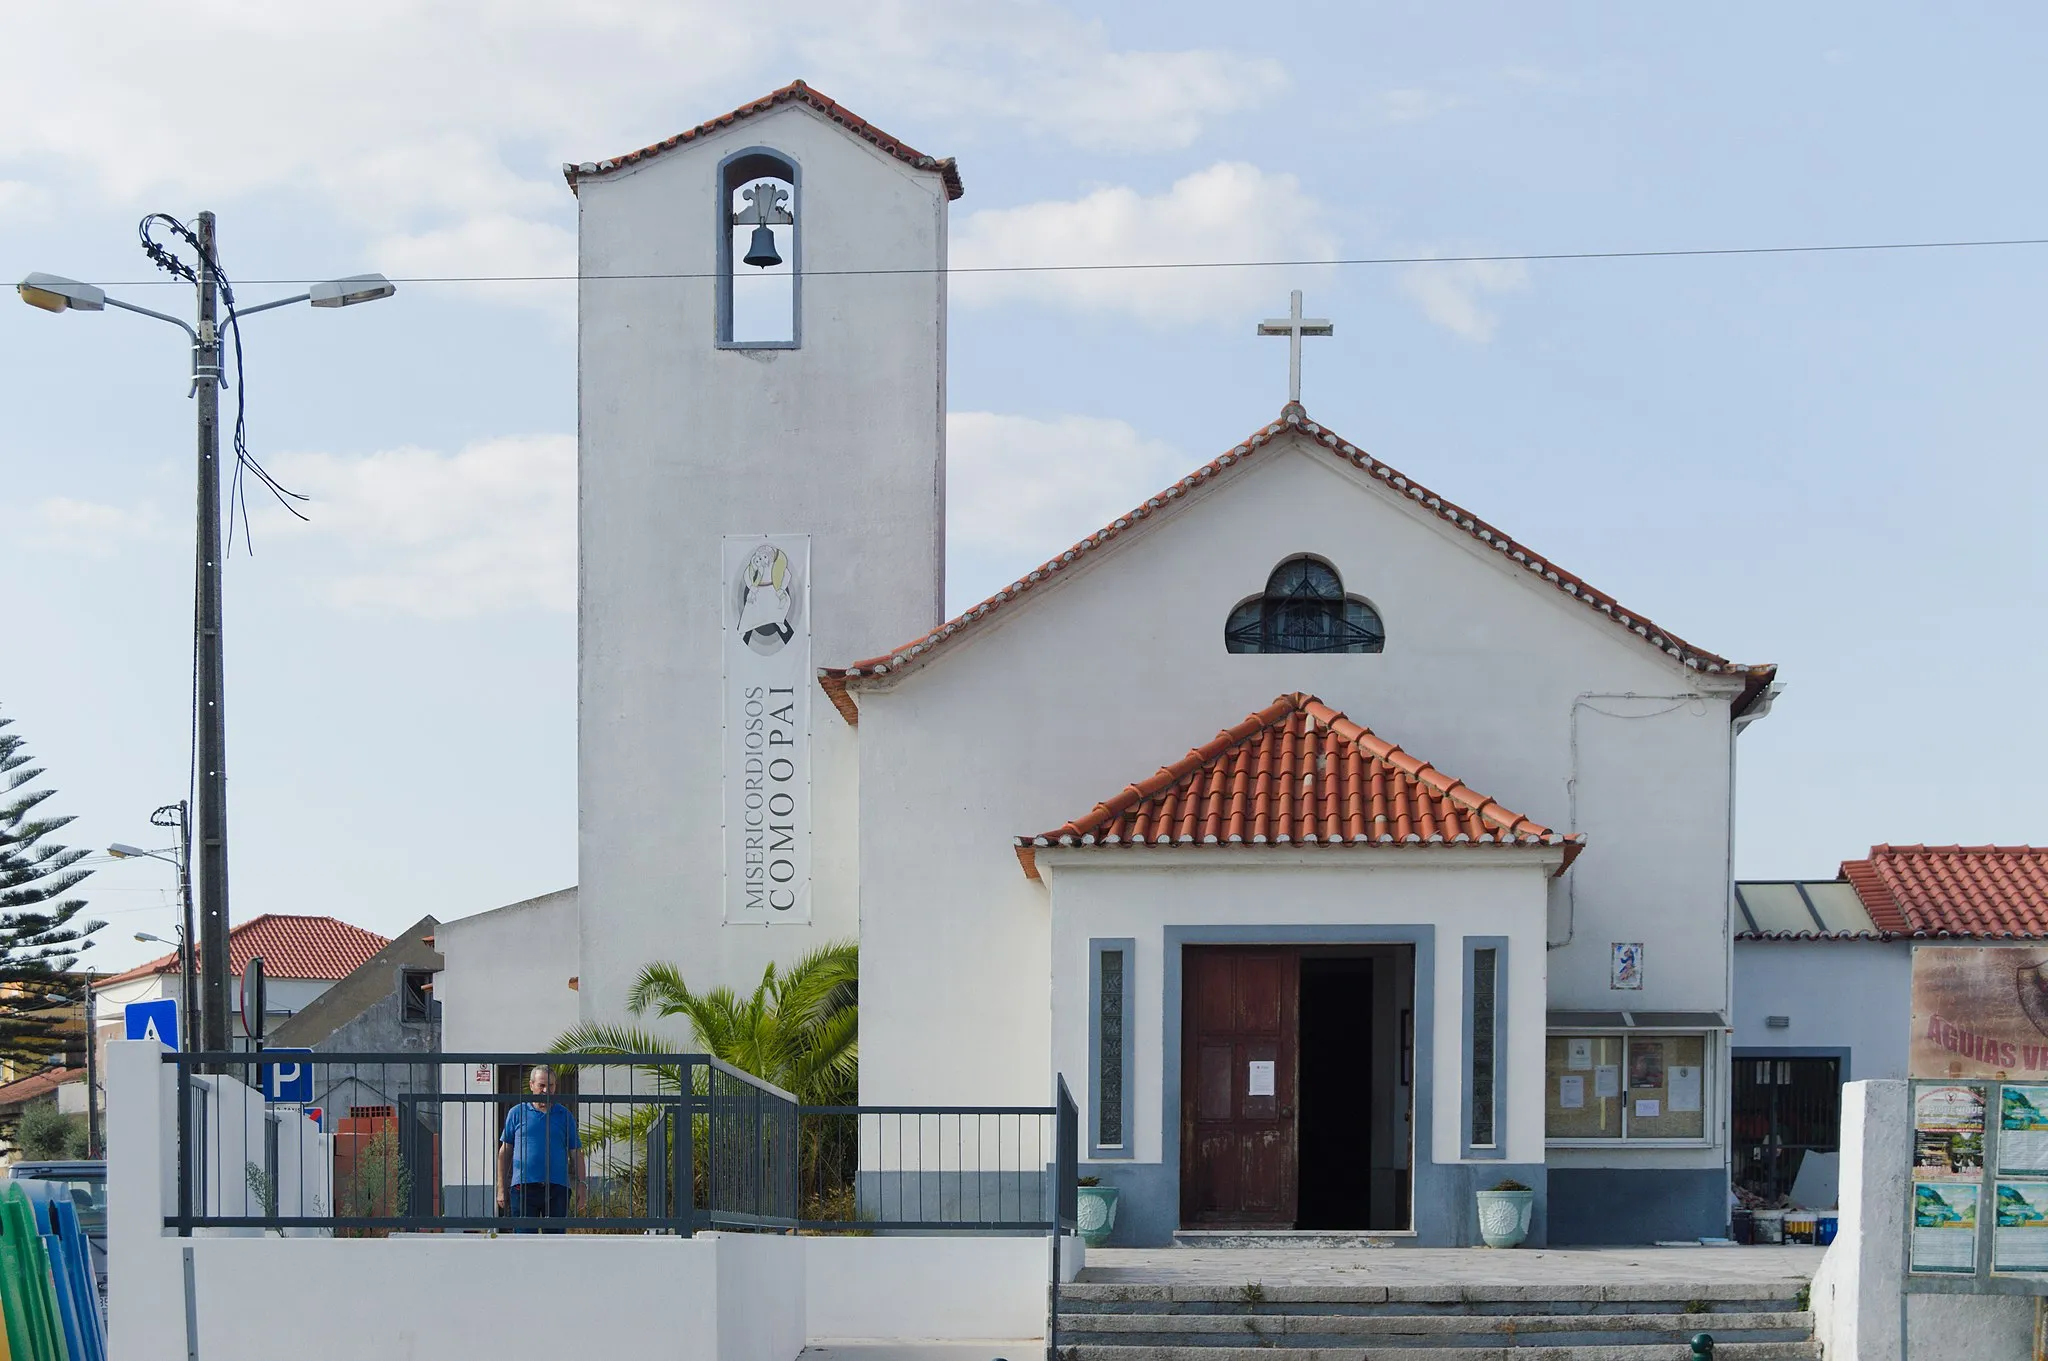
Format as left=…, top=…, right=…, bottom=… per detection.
left=19, top=224, right=394, bottom=1074
left=193, top=212, right=232, bottom=1062
left=82, top=976, right=100, bottom=1158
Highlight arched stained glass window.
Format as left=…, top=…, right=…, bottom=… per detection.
left=1225, top=555, right=1385, bottom=654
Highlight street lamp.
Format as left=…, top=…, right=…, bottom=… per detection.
left=26, top=215, right=393, bottom=1060
left=110, top=813, right=197, bottom=1057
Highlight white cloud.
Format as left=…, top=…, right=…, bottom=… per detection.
left=25, top=497, right=170, bottom=555
left=953, top=163, right=1338, bottom=324
left=801, top=6, right=1287, bottom=153
left=263, top=435, right=574, bottom=617
left=946, top=411, right=1189, bottom=607
left=371, top=214, right=578, bottom=320
left=0, top=180, right=51, bottom=222
left=0, top=3, right=1285, bottom=316
left=1397, top=257, right=1530, bottom=342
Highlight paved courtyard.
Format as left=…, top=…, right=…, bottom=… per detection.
left=1078, top=1245, right=1826, bottom=1289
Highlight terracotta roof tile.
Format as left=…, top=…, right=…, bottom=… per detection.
left=564, top=80, right=963, bottom=200
left=1840, top=845, right=2048, bottom=938
left=96, top=914, right=389, bottom=988
left=1013, top=693, right=1582, bottom=880
left=820, top=404, right=1774, bottom=725
left=0, top=1066, right=83, bottom=1109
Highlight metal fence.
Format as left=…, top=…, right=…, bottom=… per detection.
left=163, top=1051, right=1077, bottom=1243
left=166, top=1051, right=798, bottom=1234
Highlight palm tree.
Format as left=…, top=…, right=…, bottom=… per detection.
left=551, top=941, right=861, bottom=1223
left=552, top=940, right=857, bottom=1105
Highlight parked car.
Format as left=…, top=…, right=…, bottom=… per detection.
left=8, top=1159, right=107, bottom=1316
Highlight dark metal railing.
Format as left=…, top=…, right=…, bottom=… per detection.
left=164, top=1051, right=798, bottom=1234
left=163, top=1050, right=1080, bottom=1250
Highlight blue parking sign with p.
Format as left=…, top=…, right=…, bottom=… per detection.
left=124, top=998, right=179, bottom=1049
left=259, top=1049, right=314, bottom=1103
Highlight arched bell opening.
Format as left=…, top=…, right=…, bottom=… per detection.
left=718, top=148, right=799, bottom=348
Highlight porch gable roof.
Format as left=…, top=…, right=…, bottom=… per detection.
left=1014, top=692, right=1581, bottom=880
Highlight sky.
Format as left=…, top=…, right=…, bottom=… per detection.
left=2, top=3, right=2043, bottom=975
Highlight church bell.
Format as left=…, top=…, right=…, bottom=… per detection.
left=743, top=225, right=783, bottom=269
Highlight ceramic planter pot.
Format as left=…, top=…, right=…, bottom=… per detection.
left=1076, top=1185, right=1121, bottom=1247
left=1475, top=1188, right=1535, bottom=1248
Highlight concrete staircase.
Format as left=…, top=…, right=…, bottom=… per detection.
left=1054, top=1278, right=1818, bottom=1360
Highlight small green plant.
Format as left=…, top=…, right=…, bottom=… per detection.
left=1794, top=1283, right=1812, bottom=1312
left=244, top=1162, right=278, bottom=1217
left=1487, top=1178, right=1532, bottom=1192
left=1077, top=1175, right=1101, bottom=1187
left=1683, top=1299, right=1712, bottom=1315
left=1237, top=1281, right=1267, bottom=1304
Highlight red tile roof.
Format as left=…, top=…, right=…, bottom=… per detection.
left=0, top=1066, right=83, bottom=1110
left=96, top=914, right=390, bottom=988
left=820, top=404, right=1774, bottom=725
left=563, top=79, right=963, bottom=200
left=1840, top=845, right=2048, bottom=938
left=1014, top=692, right=1581, bottom=880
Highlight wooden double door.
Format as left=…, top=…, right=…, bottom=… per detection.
left=1181, top=947, right=1298, bottom=1226
left=1180, top=944, right=1410, bottom=1229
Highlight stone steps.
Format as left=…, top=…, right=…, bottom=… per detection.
left=1061, top=1346, right=1818, bottom=1361
left=1054, top=1278, right=1816, bottom=1359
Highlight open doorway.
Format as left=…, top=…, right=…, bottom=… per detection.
left=1180, top=944, right=1413, bottom=1231
left=1298, top=948, right=1412, bottom=1229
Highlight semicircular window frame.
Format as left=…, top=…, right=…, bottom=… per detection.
left=1225, top=555, right=1385, bottom=655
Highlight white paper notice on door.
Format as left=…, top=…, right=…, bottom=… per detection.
left=1669, top=1065, right=1702, bottom=1113
left=1247, top=1060, right=1275, bottom=1097
left=1567, top=1038, right=1594, bottom=1071
left=1594, top=1065, right=1621, bottom=1100
left=1635, top=1098, right=1662, bottom=1119
left=1559, top=1075, right=1585, bottom=1110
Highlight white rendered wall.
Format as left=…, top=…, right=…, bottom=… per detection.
left=437, top=887, right=581, bottom=1054
left=1733, top=938, right=1911, bottom=1078
left=1042, top=855, right=1555, bottom=1169
left=106, top=1039, right=808, bottom=1361
left=854, top=435, right=1749, bottom=1110
left=1810, top=1080, right=2035, bottom=1360
left=805, top=1235, right=1054, bottom=1341
left=577, top=100, right=949, bottom=1025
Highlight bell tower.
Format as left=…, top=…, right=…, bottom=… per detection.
left=568, top=82, right=956, bottom=1019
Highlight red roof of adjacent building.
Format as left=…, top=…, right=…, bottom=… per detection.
left=820, top=404, right=1775, bottom=725
left=96, top=914, right=390, bottom=988
left=0, top=1066, right=83, bottom=1110
left=1840, top=845, right=2048, bottom=938
left=563, top=79, right=963, bottom=200
left=1014, top=692, right=1581, bottom=880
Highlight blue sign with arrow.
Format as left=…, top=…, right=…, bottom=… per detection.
left=124, top=998, right=179, bottom=1049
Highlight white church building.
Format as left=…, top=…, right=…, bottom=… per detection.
left=436, top=81, right=1781, bottom=1248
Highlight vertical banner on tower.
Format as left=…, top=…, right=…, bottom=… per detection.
left=722, top=535, right=812, bottom=923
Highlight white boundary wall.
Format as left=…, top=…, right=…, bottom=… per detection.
left=1809, top=1080, right=2035, bottom=1360
left=805, top=1235, right=1073, bottom=1342
left=107, top=1041, right=1060, bottom=1355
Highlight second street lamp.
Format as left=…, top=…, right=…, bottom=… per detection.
left=23, top=214, right=393, bottom=1059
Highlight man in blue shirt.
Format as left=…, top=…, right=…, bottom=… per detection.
left=496, top=1065, right=584, bottom=1230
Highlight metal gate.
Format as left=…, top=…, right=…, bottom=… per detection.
left=1731, top=1054, right=1841, bottom=1201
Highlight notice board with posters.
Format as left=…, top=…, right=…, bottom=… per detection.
left=1906, top=946, right=2048, bottom=1299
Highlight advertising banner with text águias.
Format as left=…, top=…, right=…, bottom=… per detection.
left=1913, top=945, right=2048, bottom=1080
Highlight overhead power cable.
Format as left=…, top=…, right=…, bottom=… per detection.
left=61, top=233, right=2048, bottom=288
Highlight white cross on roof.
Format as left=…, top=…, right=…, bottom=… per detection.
left=1256, top=290, right=1333, bottom=404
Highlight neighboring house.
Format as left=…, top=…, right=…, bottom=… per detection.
left=269, top=915, right=442, bottom=1133
left=0, top=1066, right=86, bottom=1163
left=93, top=914, right=390, bottom=1072
left=449, top=83, right=1788, bottom=1247
left=1731, top=844, right=2048, bottom=1206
